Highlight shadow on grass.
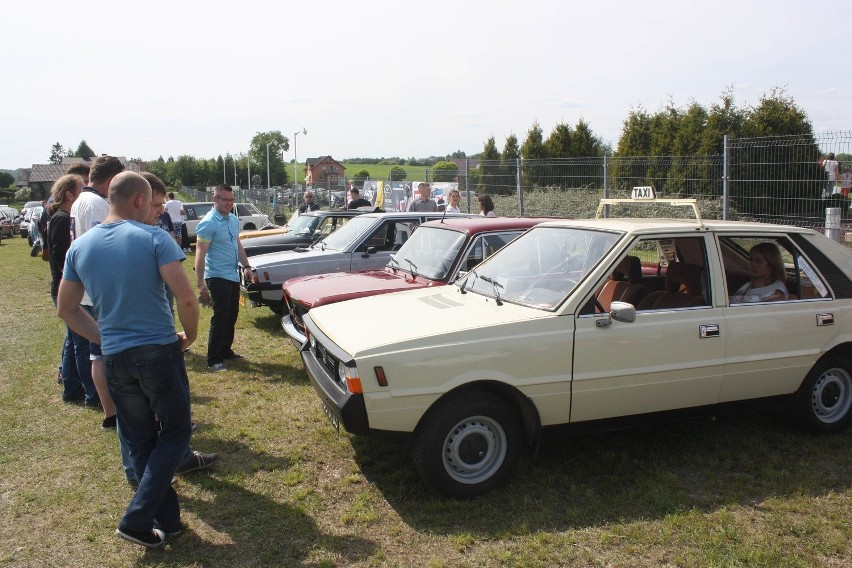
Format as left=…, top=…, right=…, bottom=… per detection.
left=182, top=348, right=307, bottom=385
left=350, top=410, right=852, bottom=534
left=145, top=438, right=377, bottom=566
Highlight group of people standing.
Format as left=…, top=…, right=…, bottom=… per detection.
left=42, top=156, right=251, bottom=547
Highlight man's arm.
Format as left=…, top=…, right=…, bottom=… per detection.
left=57, top=279, right=100, bottom=345
left=237, top=238, right=252, bottom=283
left=160, top=260, right=199, bottom=351
left=195, top=239, right=210, bottom=303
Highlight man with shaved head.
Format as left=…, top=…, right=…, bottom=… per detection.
left=58, top=171, right=199, bottom=548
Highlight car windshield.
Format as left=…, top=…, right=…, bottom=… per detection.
left=463, top=226, right=622, bottom=310
left=392, top=226, right=466, bottom=280
left=287, top=215, right=320, bottom=235
left=320, top=215, right=377, bottom=250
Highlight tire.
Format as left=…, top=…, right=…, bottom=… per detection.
left=243, top=223, right=256, bottom=231
left=413, top=392, right=522, bottom=498
left=268, top=301, right=284, bottom=316
left=792, top=357, right=852, bottom=432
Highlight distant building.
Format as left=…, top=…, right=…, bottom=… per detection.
left=23, top=156, right=144, bottom=199
left=304, top=156, right=346, bottom=189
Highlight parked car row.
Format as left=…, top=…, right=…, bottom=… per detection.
left=182, top=202, right=271, bottom=244
left=261, top=190, right=852, bottom=498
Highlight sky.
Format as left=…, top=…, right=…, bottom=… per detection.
left=2, top=0, right=851, bottom=171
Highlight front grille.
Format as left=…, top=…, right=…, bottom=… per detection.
left=314, top=340, right=341, bottom=386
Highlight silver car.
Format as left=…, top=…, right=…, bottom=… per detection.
left=241, top=212, right=474, bottom=314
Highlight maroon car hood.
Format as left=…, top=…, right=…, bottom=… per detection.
left=284, top=269, right=443, bottom=308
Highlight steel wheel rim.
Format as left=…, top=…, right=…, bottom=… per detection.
left=441, top=416, right=507, bottom=485
left=811, top=367, right=852, bottom=423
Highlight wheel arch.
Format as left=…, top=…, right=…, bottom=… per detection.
left=414, top=381, right=541, bottom=449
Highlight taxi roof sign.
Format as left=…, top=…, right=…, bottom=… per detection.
left=596, top=187, right=705, bottom=229
left=631, top=186, right=656, bottom=199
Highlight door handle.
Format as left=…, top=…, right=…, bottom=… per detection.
left=699, top=323, right=720, bottom=338
left=816, top=313, right=834, bottom=326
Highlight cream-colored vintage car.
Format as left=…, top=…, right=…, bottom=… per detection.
left=301, top=195, right=852, bottom=497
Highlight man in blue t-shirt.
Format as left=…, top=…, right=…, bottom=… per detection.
left=195, top=184, right=252, bottom=372
left=58, top=172, right=199, bottom=549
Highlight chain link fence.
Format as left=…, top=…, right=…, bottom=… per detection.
left=180, top=131, right=852, bottom=237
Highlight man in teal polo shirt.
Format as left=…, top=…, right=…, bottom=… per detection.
left=195, top=184, right=252, bottom=372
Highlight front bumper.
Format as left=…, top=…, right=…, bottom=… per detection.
left=281, top=314, right=307, bottom=347
left=299, top=338, right=369, bottom=436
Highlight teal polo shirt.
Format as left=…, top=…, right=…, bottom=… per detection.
left=196, top=208, right=240, bottom=283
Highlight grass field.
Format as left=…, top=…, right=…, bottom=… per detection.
left=339, top=163, right=435, bottom=183
left=0, top=234, right=850, bottom=567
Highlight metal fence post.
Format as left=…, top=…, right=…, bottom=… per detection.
left=464, top=158, right=470, bottom=214
left=722, top=134, right=729, bottom=221
left=517, top=157, right=523, bottom=216
left=603, top=153, right=609, bottom=218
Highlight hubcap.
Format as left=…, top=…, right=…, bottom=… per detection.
left=441, top=416, right=507, bottom=484
left=811, top=367, right=852, bottom=424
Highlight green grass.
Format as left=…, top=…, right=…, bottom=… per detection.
left=0, top=235, right=850, bottom=566
left=339, top=163, right=435, bottom=183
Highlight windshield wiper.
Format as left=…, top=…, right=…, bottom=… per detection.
left=479, top=275, right=504, bottom=306
left=405, top=258, right=418, bottom=279
left=388, top=256, right=400, bottom=274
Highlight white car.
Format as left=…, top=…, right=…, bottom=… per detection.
left=182, top=202, right=270, bottom=243
left=301, top=193, right=852, bottom=497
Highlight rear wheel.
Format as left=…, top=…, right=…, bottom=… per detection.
left=413, top=392, right=522, bottom=498
left=243, top=223, right=256, bottom=231
left=792, top=357, right=852, bottom=432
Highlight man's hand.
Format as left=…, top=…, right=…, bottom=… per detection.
left=177, top=331, right=193, bottom=352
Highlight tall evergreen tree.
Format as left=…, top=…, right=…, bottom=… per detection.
left=478, top=136, right=501, bottom=195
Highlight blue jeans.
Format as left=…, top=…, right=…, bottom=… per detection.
left=60, top=325, right=98, bottom=404
left=105, top=340, right=192, bottom=533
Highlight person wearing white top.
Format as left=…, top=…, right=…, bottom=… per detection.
left=445, top=189, right=461, bottom=213
left=730, top=242, right=789, bottom=303
left=164, top=192, right=184, bottom=247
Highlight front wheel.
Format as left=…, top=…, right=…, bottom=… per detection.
left=413, top=392, right=522, bottom=498
left=243, top=223, right=256, bottom=231
left=791, top=357, right=852, bottom=432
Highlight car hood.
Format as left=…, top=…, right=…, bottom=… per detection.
left=250, top=245, right=344, bottom=268
left=307, top=285, right=554, bottom=357
left=285, top=269, right=442, bottom=308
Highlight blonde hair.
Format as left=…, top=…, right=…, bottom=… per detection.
left=49, top=174, right=84, bottom=214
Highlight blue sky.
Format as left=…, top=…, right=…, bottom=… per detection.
left=2, top=0, right=850, bottom=170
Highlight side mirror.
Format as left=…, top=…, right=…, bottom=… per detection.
left=610, top=301, right=636, bottom=323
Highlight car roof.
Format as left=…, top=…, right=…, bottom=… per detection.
left=535, top=217, right=817, bottom=236
left=418, top=216, right=556, bottom=234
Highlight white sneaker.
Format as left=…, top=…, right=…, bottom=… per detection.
left=208, top=363, right=226, bottom=372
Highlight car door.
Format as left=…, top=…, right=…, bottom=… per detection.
left=718, top=234, right=840, bottom=402
left=571, top=234, right=726, bottom=422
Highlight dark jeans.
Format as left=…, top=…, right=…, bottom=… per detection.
left=105, top=340, right=192, bottom=533
left=61, top=325, right=98, bottom=404
left=206, top=277, right=239, bottom=366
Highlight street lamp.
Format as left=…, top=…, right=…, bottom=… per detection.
left=293, top=127, right=307, bottom=191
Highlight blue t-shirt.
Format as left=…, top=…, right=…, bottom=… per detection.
left=63, top=220, right=185, bottom=355
left=196, top=208, right=239, bottom=282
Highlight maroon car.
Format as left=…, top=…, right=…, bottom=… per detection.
left=282, top=216, right=552, bottom=345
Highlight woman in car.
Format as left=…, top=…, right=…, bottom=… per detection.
left=730, top=242, right=789, bottom=303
